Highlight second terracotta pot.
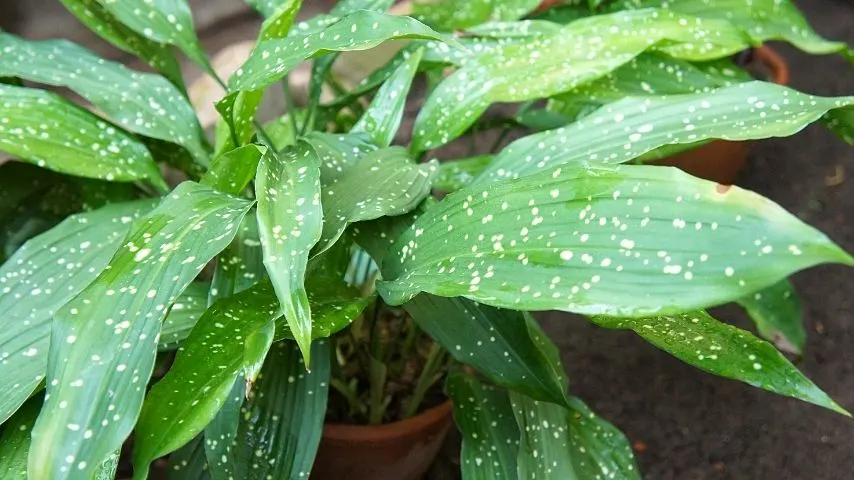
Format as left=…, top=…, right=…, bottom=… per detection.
left=648, top=46, right=790, bottom=184
left=311, top=400, right=454, bottom=480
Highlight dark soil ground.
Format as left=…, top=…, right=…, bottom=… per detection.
left=538, top=2, right=854, bottom=479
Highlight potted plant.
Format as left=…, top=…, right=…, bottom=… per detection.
left=0, top=1, right=853, bottom=480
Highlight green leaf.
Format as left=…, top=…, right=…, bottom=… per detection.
left=214, top=90, right=265, bottom=156
left=256, top=145, right=323, bottom=365
left=590, top=310, right=844, bottom=413
left=737, top=280, right=806, bottom=355
left=352, top=47, right=424, bottom=147
left=0, top=33, right=208, bottom=165
left=0, top=85, right=165, bottom=188
left=93, top=451, right=120, bottom=480
left=208, top=210, right=267, bottom=305
left=434, top=155, right=493, bottom=192
left=228, top=10, right=449, bottom=93
left=136, top=274, right=360, bottom=474
left=405, top=295, right=569, bottom=406
left=412, top=0, right=541, bottom=30
left=547, top=52, right=743, bottom=118
left=0, top=394, right=41, bottom=478
left=58, top=0, right=185, bottom=89
left=510, top=391, right=640, bottom=479
left=0, top=199, right=155, bottom=425
left=201, top=145, right=266, bottom=196
left=465, top=20, right=563, bottom=39
left=315, top=147, right=438, bottom=255
left=277, top=276, right=373, bottom=340
left=825, top=107, right=854, bottom=145
left=203, top=378, right=244, bottom=480
left=302, top=131, right=377, bottom=183
left=478, top=82, right=854, bottom=184
left=169, top=435, right=210, bottom=480
left=326, top=43, right=425, bottom=108
left=29, top=182, right=253, bottom=479
left=262, top=111, right=304, bottom=150
left=258, top=0, right=303, bottom=41
left=332, top=0, right=395, bottom=13
left=378, top=164, right=854, bottom=316
left=616, top=0, right=854, bottom=58
left=214, top=0, right=302, bottom=153
left=159, top=282, right=211, bottom=351
left=133, top=282, right=278, bottom=476
left=200, top=213, right=266, bottom=480
left=245, top=0, right=280, bottom=17
left=212, top=340, right=330, bottom=480
left=445, top=371, right=519, bottom=480
left=94, top=0, right=213, bottom=73
left=411, top=8, right=749, bottom=151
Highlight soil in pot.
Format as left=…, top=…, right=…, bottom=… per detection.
left=316, top=306, right=454, bottom=480
left=648, top=46, right=790, bottom=184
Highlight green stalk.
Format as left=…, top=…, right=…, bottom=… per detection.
left=282, top=74, right=301, bottom=139
left=367, top=302, right=389, bottom=425
left=330, top=378, right=366, bottom=418
left=403, top=342, right=444, bottom=419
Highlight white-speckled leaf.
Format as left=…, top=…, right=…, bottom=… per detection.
left=0, top=199, right=155, bottom=426
left=203, top=378, right=243, bottom=480
left=0, top=85, right=165, bottom=188
left=169, top=435, right=211, bottom=480
left=208, top=210, right=266, bottom=306
left=302, top=131, right=377, bottom=183
left=547, top=51, right=745, bottom=120
left=201, top=145, right=266, bottom=196
left=158, top=282, right=211, bottom=351
left=478, top=82, right=854, bottom=184
left=510, top=391, right=640, bottom=480
left=434, top=155, right=493, bottom=193
left=411, top=8, right=749, bottom=151
left=590, top=310, right=844, bottom=413
left=256, top=145, right=323, bottom=365
left=135, top=270, right=363, bottom=475
left=0, top=33, right=208, bottom=165
left=58, top=0, right=185, bottom=88
left=616, top=0, right=854, bottom=59
left=445, top=371, right=520, bottom=480
left=228, top=10, right=449, bottom=92
left=258, top=0, right=302, bottom=40
left=199, top=211, right=266, bottom=480
left=93, top=0, right=212, bottom=73
left=465, top=20, right=562, bottom=39
left=378, top=164, right=854, bottom=316
left=352, top=47, right=423, bottom=147
left=737, top=280, right=806, bottom=355
left=133, top=282, right=279, bottom=475
left=405, top=295, right=570, bottom=406
left=0, top=395, right=41, bottom=478
left=28, top=182, right=253, bottom=479
left=412, top=0, right=541, bottom=30
left=315, top=147, right=438, bottom=255
left=212, top=340, right=330, bottom=480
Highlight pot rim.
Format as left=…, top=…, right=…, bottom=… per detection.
left=322, top=399, right=453, bottom=442
left=753, top=45, right=790, bottom=86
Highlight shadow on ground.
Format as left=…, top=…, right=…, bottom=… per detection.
left=538, top=1, right=854, bottom=479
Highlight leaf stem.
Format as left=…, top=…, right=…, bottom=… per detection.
left=403, top=341, right=444, bottom=419
left=282, top=75, right=301, bottom=140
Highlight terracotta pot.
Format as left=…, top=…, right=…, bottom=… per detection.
left=647, top=46, right=790, bottom=184
left=311, top=400, right=454, bottom=480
